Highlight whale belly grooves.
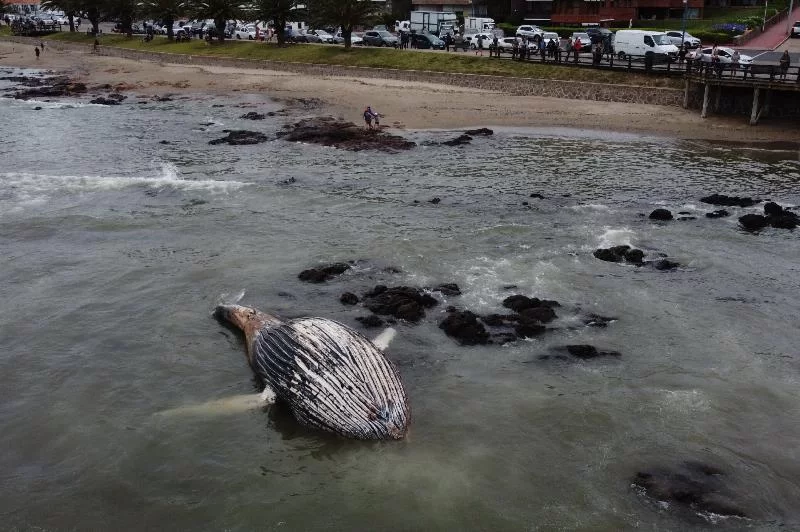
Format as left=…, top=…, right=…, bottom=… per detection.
left=253, top=318, right=410, bottom=440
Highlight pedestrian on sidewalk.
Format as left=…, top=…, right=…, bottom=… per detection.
left=779, top=50, right=790, bottom=80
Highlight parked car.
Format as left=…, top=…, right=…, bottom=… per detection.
left=496, top=36, right=521, bottom=53
left=539, top=32, right=561, bottom=48
left=664, top=30, right=701, bottom=48
left=362, top=30, right=398, bottom=47
left=235, top=25, right=256, bottom=40
left=696, top=46, right=753, bottom=65
left=295, top=29, right=318, bottom=43
left=464, top=32, right=493, bottom=49
left=307, top=29, right=334, bottom=43
left=410, top=33, right=445, bottom=49
left=515, top=24, right=543, bottom=40
left=570, top=32, right=592, bottom=49
left=792, top=21, right=800, bottom=37
left=333, top=31, right=364, bottom=45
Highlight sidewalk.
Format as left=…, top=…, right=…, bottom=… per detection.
left=745, top=5, right=800, bottom=49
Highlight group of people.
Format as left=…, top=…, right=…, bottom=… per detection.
left=363, top=106, right=381, bottom=130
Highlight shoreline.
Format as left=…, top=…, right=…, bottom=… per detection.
left=1, top=40, right=798, bottom=144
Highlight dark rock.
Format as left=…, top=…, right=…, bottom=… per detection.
left=623, top=248, right=645, bottom=265
left=529, top=193, right=544, bottom=199
left=649, top=208, right=673, bottom=221
left=340, top=292, right=359, bottom=305
left=159, top=140, right=171, bottom=145
left=107, top=93, right=126, bottom=101
left=514, top=317, right=546, bottom=338
left=705, top=209, right=730, bottom=218
left=429, top=197, right=441, bottom=204
left=209, top=130, right=269, bottom=145
left=89, top=96, right=120, bottom=105
left=278, top=116, right=415, bottom=152
left=155, top=96, right=173, bottom=102
left=678, top=211, right=692, bottom=215
left=593, top=248, right=624, bottom=262
left=297, top=263, right=351, bottom=283
left=13, top=77, right=87, bottom=100
left=355, top=315, right=385, bottom=328
left=519, top=306, right=557, bottom=324
left=522, top=201, right=529, bottom=206
left=738, top=214, right=769, bottom=231
left=431, top=283, right=461, bottom=296
left=632, top=462, right=746, bottom=519
left=764, top=202, right=783, bottom=216
left=439, top=310, right=490, bottom=345
left=700, top=194, right=758, bottom=207
left=464, top=127, right=493, bottom=136
left=279, top=177, right=296, bottom=185
left=211, top=104, right=224, bottom=107
left=564, top=345, right=621, bottom=359
left=770, top=214, right=798, bottom=229
left=677, top=216, right=697, bottom=221
left=502, top=294, right=559, bottom=313
left=442, top=134, right=472, bottom=146
left=33, top=106, right=42, bottom=110
left=364, top=285, right=387, bottom=297
left=653, top=259, right=680, bottom=271
left=363, top=286, right=438, bottom=322
left=240, top=111, right=266, bottom=120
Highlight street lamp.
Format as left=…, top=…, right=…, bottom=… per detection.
left=680, top=0, right=688, bottom=49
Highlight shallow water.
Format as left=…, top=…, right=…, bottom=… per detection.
left=1, top=68, right=800, bottom=531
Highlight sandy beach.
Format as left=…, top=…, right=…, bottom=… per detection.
left=1, top=40, right=798, bottom=143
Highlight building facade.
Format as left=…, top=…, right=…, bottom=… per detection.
left=551, top=0, right=703, bottom=25
left=410, top=0, right=484, bottom=16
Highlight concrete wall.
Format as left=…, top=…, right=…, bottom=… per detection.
left=3, top=35, right=684, bottom=107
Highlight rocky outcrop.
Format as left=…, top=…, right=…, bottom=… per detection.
left=298, top=263, right=351, bottom=283
left=593, top=245, right=644, bottom=265
left=464, top=128, right=493, bottom=136
left=700, top=194, right=758, bottom=207
left=362, top=285, right=438, bottom=322
left=209, top=130, right=269, bottom=145
left=439, top=309, right=490, bottom=345
left=13, top=77, right=87, bottom=99
left=442, top=134, right=473, bottom=146
left=277, top=117, right=415, bottom=152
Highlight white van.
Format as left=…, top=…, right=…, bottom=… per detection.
left=613, top=30, right=678, bottom=61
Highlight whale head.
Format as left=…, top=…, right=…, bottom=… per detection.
left=214, top=304, right=281, bottom=366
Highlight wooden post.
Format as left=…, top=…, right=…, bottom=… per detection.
left=683, top=78, right=690, bottom=108
left=713, top=85, right=722, bottom=112
left=763, top=89, right=771, bottom=116
left=701, top=82, right=710, bottom=118
left=750, top=87, right=760, bottom=125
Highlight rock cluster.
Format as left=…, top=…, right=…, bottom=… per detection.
left=700, top=194, right=759, bottom=208
left=239, top=111, right=266, bottom=120
left=90, top=93, right=126, bottom=105
left=13, top=77, right=87, bottom=100
left=593, top=245, right=679, bottom=270
left=362, top=285, right=438, bottom=322
left=739, top=202, right=798, bottom=230
left=277, top=117, right=415, bottom=152
left=649, top=208, right=673, bottom=221
left=209, top=130, right=269, bottom=145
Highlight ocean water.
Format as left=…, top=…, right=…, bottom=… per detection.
left=1, top=68, right=800, bottom=531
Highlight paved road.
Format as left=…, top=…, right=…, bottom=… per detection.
left=745, top=5, right=800, bottom=49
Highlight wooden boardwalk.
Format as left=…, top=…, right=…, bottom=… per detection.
left=683, top=60, right=800, bottom=125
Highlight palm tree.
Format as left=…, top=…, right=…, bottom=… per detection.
left=140, top=0, right=186, bottom=40
left=307, top=0, right=379, bottom=49
left=191, top=0, right=243, bottom=42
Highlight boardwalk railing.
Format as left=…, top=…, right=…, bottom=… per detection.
left=685, top=58, right=800, bottom=85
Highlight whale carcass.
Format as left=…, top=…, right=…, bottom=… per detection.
left=215, top=304, right=410, bottom=440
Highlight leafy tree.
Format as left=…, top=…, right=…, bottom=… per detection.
left=40, top=0, right=83, bottom=31
left=140, top=0, right=186, bottom=40
left=191, top=0, right=243, bottom=42
left=307, top=0, right=379, bottom=49
left=248, top=0, right=299, bottom=46
left=105, top=0, right=138, bottom=35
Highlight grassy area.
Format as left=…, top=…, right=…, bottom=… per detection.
left=0, top=26, right=10, bottom=37
left=46, top=32, right=682, bottom=88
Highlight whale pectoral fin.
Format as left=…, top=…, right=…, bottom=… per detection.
left=372, top=327, right=397, bottom=351
left=155, top=388, right=276, bottom=418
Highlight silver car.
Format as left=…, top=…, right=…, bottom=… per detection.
left=664, top=30, right=701, bottom=49
left=697, top=46, right=753, bottom=65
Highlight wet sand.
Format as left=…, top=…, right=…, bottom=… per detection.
left=1, top=40, right=798, bottom=143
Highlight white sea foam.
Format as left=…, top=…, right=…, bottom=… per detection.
left=657, top=389, right=710, bottom=414
left=0, top=164, right=249, bottom=194
left=569, top=203, right=613, bottom=212
left=596, top=227, right=636, bottom=248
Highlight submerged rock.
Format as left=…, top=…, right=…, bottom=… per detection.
left=593, top=245, right=644, bottom=265
left=653, top=259, right=680, bottom=271
left=705, top=209, right=730, bottom=218
left=355, top=315, right=385, bottom=328
left=240, top=111, right=266, bottom=120
left=439, top=310, right=490, bottom=345
left=297, top=263, right=351, bottom=283
left=442, top=134, right=473, bottom=146
left=738, top=214, right=769, bottom=231
left=339, top=292, right=359, bottom=305
left=649, top=208, right=673, bottom=221
left=464, top=127, right=493, bottom=136
left=632, top=462, right=747, bottom=519
left=502, top=295, right=560, bottom=313
left=430, top=283, right=461, bottom=296
left=209, top=130, right=269, bottom=145
left=277, top=116, right=415, bottom=152
left=700, top=194, right=758, bottom=207
left=564, top=344, right=621, bottom=359
left=89, top=96, right=121, bottom=105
